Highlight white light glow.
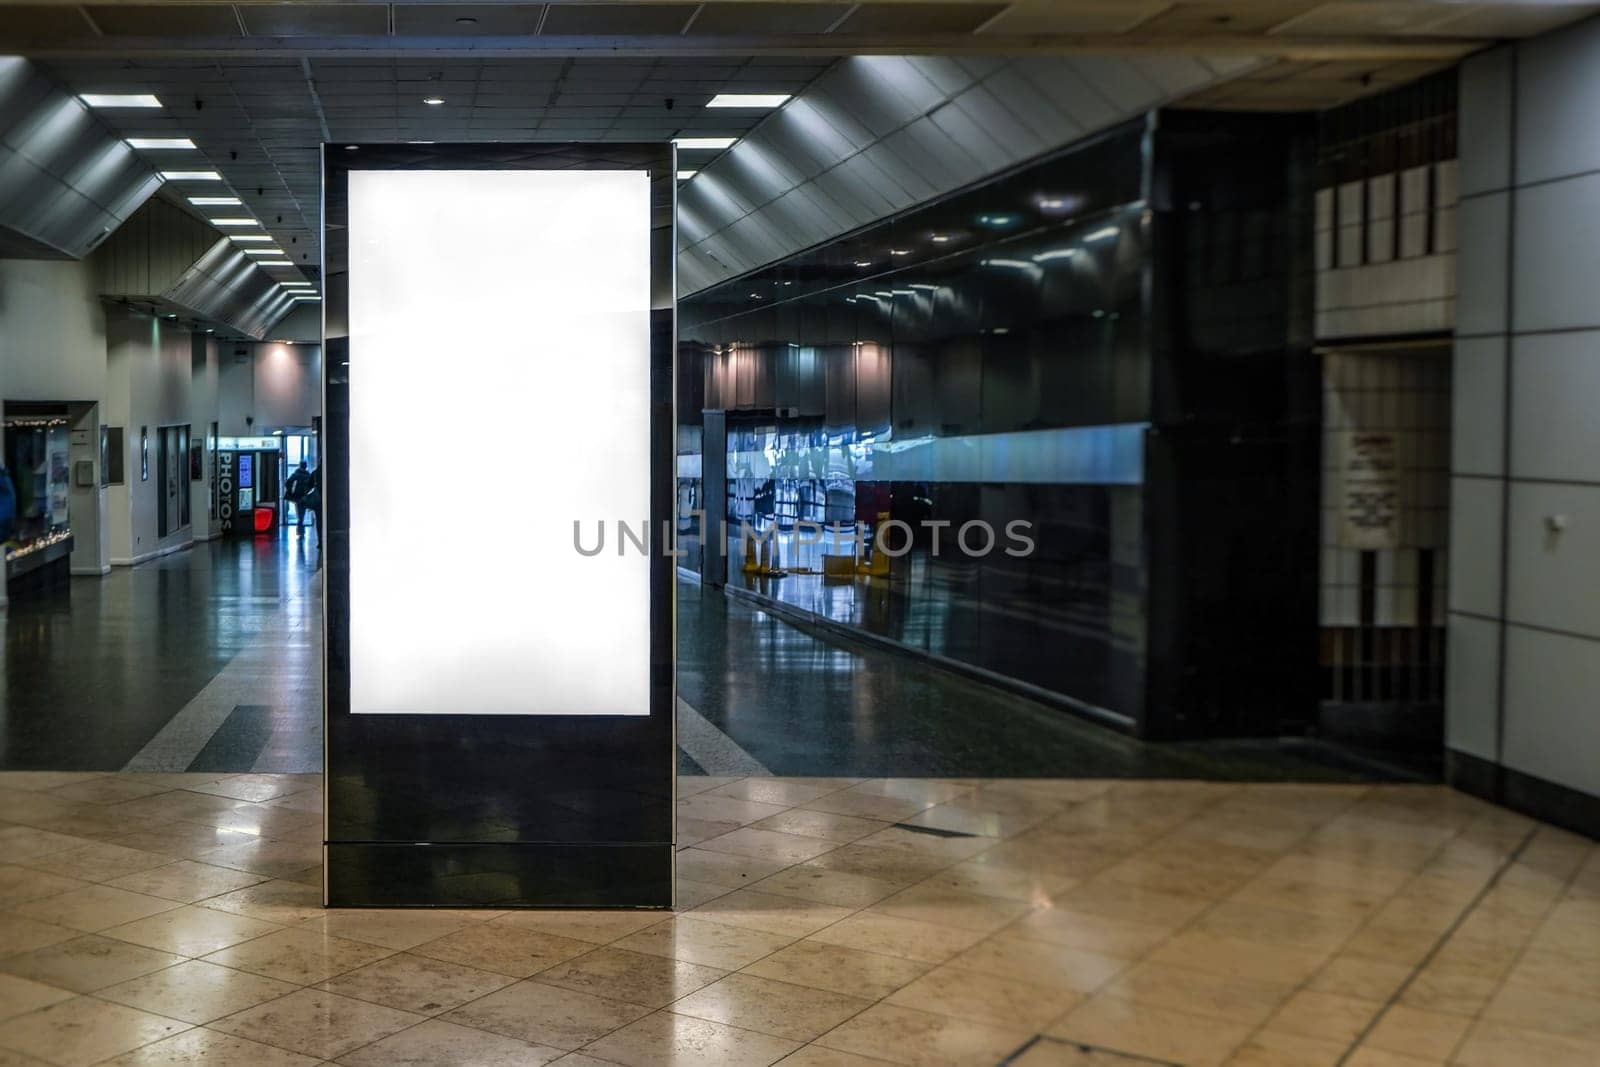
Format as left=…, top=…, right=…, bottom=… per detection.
left=1084, top=226, right=1120, bottom=243
left=230, top=235, right=274, bottom=243
left=706, top=93, right=790, bottom=109
left=254, top=259, right=293, bottom=266
left=676, top=170, right=697, bottom=180
left=673, top=136, right=736, bottom=150
left=161, top=171, right=222, bottom=181
left=82, top=93, right=161, bottom=108
left=209, top=218, right=260, bottom=227
left=128, top=137, right=195, bottom=149
left=347, top=168, right=652, bottom=716
left=190, top=196, right=241, bottom=206
left=243, top=248, right=284, bottom=256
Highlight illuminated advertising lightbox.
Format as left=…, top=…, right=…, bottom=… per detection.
left=346, top=169, right=651, bottom=715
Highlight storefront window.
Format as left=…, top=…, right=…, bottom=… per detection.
left=4, top=415, right=71, bottom=547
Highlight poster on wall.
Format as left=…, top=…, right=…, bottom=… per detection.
left=1339, top=431, right=1402, bottom=550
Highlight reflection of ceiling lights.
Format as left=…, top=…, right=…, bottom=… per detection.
left=82, top=93, right=161, bottom=108
left=674, top=136, right=737, bottom=150
left=890, top=249, right=910, bottom=256
left=128, top=137, right=195, bottom=149
left=423, top=96, right=445, bottom=105
left=161, top=171, right=222, bottom=181
left=854, top=260, right=871, bottom=267
left=1032, top=249, right=1077, bottom=263
left=706, top=93, right=790, bottom=109
left=977, top=213, right=1018, bottom=228
left=189, top=196, right=240, bottom=206
left=1084, top=226, right=1120, bottom=243
left=930, top=234, right=951, bottom=243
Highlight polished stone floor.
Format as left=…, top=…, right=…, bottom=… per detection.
left=0, top=771, right=1596, bottom=1066
left=3, top=538, right=1416, bottom=783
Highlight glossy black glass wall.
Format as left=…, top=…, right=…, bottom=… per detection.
left=680, top=113, right=1318, bottom=740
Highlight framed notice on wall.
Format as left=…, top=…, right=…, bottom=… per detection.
left=1339, top=431, right=1402, bottom=550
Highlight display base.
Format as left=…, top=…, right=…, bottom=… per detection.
left=324, top=842, right=673, bottom=908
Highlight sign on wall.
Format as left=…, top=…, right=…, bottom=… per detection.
left=1339, top=431, right=1402, bottom=550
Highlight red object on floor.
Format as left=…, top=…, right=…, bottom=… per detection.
left=253, top=506, right=275, bottom=533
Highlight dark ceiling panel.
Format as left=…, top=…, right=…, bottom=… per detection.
left=689, top=3, right=850, bottom=35
left=240, top=5, right=391, bottom=37
left=83, top=5, right=243, bottom=37
left=540, top=3, right=700, bottom=35
left=394, top=5, right=549, bottom=36
left=833, top=2, right=1007, bottom=34
left=0, top=5, right=93, bottom=38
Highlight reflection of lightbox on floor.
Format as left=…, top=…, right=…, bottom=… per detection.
left=322, top=143, right=676, bottom=908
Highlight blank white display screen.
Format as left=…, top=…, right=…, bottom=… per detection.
left=347, top=168, right=652, bottom=715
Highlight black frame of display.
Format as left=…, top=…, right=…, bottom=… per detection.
left=321, top=142, right=676, bottom=908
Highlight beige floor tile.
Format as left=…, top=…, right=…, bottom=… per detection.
left=799, top=843, right=951, bottom=886
left=318, top=950, right=516, bottom=1014
left=1101, top=960, right=1290, bottom=1027
left=896, top=801, right=1050, bottom=840
left=0, top=864, right=91, bottom=907
left=887, top=963, right=1080, bottom=1029
left=410, top=922, right=591, bottom=978
left=443, top=979, right=651, bottom=1049
left=0, top=934, right=183, bottom=992
left=870, top=882, right=1034, bottom=934
left=0, top=996, right=188, bottom=1067
left=105, top=860, right=267, bottom=903
left=12, top=884, right=180, bottom=932
left=678, top=793, right=791, bottom=827
left=97, top=959, right=297, bottom=1023
left=0, top=827, right=89, bottom=863
left=919, top=859, right=1077, bottom=904
left=197, top=879, right=324, bottom=926
left=534, top=946, right=726, bottom=1009
left=1054, top=880, right=1214, bottom=929
left=674, top=848, right=791, bottom=889
left=1196, top=899, right=1366, bottom=954
left=771, top=1046, right=895, bottom=1067
left=1007, top=907, right=1173, bottom=959
left=801, top=790, right=934, bottom=823
left=1481, top=981, right=1600, bottom=1043
left=493, top=910, right=663, bottom=946
left=851, top=827, right=995, bottom=865
left=949, top=934, right=1129, bottom=994
left=1266, top=989, right=1383, bottom=1043
left=1451, top=1019, right=1600, bottom=1067
left=0, top=773, right=107, bottom=794
left=1308, top=954, right=1415, bottom=1003
left=696, top=828, right=842, bottom=865
left=1145, top=931, right=1328, bottom=986
left=1504, top=946, right=1600, bottom=999
left=98, top=1027, right=321, bottom=1065
left=748, top=809, right=889, bottom=844
left=674, top=878, right=732, bottom=910
left=196, top=838, right=321, bottom=880
left=101, top=904, right=280, bottom=957
left=300, top=907, right=476, bottom=950
left=48, top=779, right=171, bottom=807
left=0, top=974, right=73, bottom=1021
left=1046, top=995, right=1254, bottom=1067
left=672, top=972, right=869, bottom=1041
left=0, top=914, right=78, bottom=957
left=678, top=817, right=743, bottom=847
left=806, top=911, right=984, bottom=965
left=22, top=841, right=170, bottom=882
left=1341, top=1048, right=1444, bottom=1066
left=850, top=780, right=976, bottom=807
left=187, top=775, right=308, bottom=805
left=815, top=1002, right=1031, bottom=1066
left=615, top=916, right=794, bottom=970
left=337, top=1017, right=565, bottom=1065
left=748, top=865, right=901, bottom=909
left=1224, top=1028, right=1347, bottom=1066
left=708, top=779, right=849, bottom=808
left=0, top=789, right=90, bottom=829
left=1363, top=1004, right=1472, bottom=1060
left=690, top=888, right=854, bottom=939
left=211, top=987, right=422, bottom=1060
left=201, top=926, right=394, bottom=984
left=585, top=1010, right=801, bottom=1067
left=677, top=776, right=745, bottom=798
left=742, top=939, right=929, bottom=1000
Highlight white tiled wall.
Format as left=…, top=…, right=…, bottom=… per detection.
left=1451, top=21, right=1600, bottom=802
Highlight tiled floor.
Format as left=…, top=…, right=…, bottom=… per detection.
left=0, top=772, right=1595, bottom=1066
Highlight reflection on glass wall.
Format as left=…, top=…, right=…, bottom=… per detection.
left=679, top=123, right=1152, bottom=722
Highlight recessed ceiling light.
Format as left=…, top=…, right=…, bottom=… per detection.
left=230, top=235, right=273, bottom=243
left=408, top=140, right=435, bottom=144
left=705, top=93, right=790, bottom=109
left=676, top=169, right=697, bottom=180
left=673, top=136, right=737, bottom=150
left=890, top=249, right=910, bottom=256
left=930, top=234, right=951, bottom=243
left=293, top=295, right=321, bottom=301
left=189, top=196, right=240, bottom=206
left=423, top=96, right=445, bottom=106
left=243, top=248, right=284, bottom=256
left=161, top=171, right=222, bottom=181
left=128, top=137, right=195, bottom=150
left=344, top=145, right=359, bottom=151
left=854, top=260, right=871, bottom=268
left=209, top=218, right=260, bottom=227
left=82, top=93, right=161, bottom=108
left=255, top=259, right=293, bottom=266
